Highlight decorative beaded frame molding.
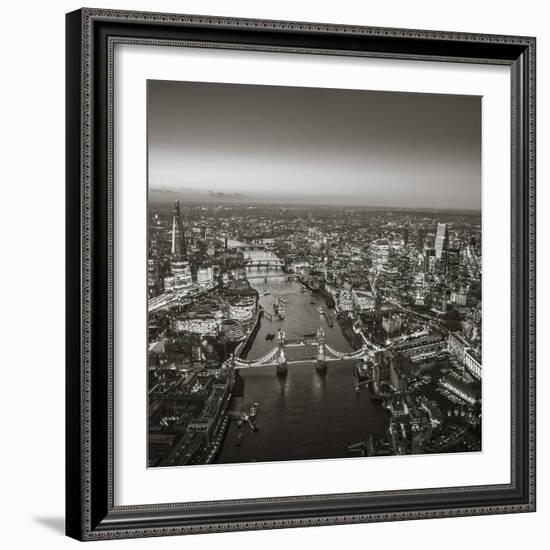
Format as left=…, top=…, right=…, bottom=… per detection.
left=66, top=8, right=536, bottom=541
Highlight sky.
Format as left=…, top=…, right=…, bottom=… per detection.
left=148, top=80, right=481, bottom=210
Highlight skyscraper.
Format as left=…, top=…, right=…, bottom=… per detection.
left=416, top=229, right=424, bottom=250
left=172, top=200, right=187, bottom=260
left=371, top=239, right=390, bottom=272
left=167, top=200, right=192, bottom=293
left=434, top=223, right=448, bottom=260
left=423, top=248, right=436, bottom=272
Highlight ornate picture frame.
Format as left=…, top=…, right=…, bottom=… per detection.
left=66, top=8, right=536, bottom=541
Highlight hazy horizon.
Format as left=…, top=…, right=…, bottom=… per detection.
left=148, top=80, right=481, bottom=210
left=149, top=189, right=481, bottom=213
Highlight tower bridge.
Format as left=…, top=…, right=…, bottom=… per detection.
left=233, top=328, right=373, bottom=375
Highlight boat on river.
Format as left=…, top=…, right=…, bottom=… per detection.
left=249, top=402, right=259, bottom=418
left=273, top=297, right=286, bottom=320
left=355, top=357, right=371, bottom=382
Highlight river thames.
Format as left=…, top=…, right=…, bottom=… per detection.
left=215, top=249, right=389, bottom=464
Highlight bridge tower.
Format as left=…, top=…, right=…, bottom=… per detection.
left=276, top=329, right=288, bottom=377
left=316, top=327, right=327, bottom=373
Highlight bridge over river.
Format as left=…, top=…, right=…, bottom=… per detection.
left=234, top=328, right=374, bottom=375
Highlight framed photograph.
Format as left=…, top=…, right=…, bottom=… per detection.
left=66, top=8, right=536, bottom=541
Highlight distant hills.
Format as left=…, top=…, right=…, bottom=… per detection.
left=149, top=187, right=247, bottom=204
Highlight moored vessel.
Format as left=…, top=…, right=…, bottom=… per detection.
left=249, top=402, right=259, bottom=418
left=355, top=357, right=371, bottom=382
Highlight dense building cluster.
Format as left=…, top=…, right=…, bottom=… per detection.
left=148, top=200, right=482, bottom=465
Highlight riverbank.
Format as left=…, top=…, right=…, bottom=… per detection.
left=235, top=308, right=265, bottom=360
left=205, top=414, right=230, bottom=464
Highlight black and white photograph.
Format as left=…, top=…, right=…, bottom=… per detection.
left=147, top=80, right=483, bottom=467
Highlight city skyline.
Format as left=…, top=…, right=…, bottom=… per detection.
left=148, top=80, right=481, bottom=210
left=147, top=201, right=482, bottom=466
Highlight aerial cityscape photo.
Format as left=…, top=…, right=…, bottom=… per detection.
left=147, top=80, right=482, bottom=467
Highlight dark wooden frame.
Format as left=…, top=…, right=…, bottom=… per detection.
left=66, top=8, right=536, bottom=541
